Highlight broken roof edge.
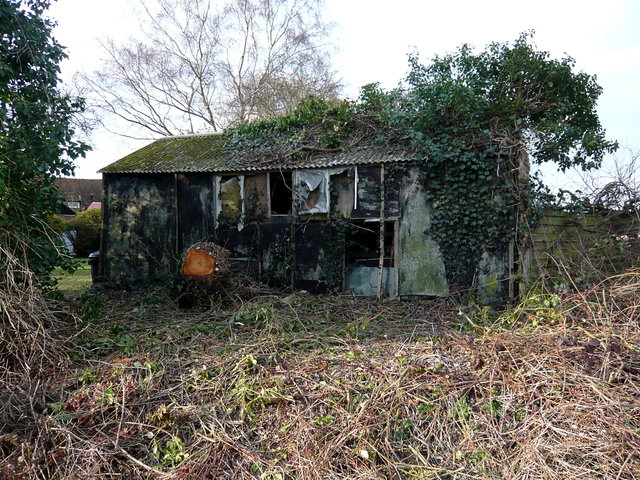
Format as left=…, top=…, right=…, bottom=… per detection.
left=100, top=132, right=417, bottom=175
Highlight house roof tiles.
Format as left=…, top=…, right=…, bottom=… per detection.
left=54, top=178, right=103, bottom=206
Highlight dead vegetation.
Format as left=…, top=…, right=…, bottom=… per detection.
left=0, top=236, right=79, bottom=480
left=1, top=267, right=639, bottom=479
left=0, top=236, right=75, bottom=433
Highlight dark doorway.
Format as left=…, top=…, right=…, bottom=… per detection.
left=269, top=171, right=292, bottom=215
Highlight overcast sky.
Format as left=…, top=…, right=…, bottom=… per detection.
left=48, top=0, right=640, bottom=189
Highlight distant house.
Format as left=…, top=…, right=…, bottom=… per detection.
left=99, top=133, right=513, bottom=298
left=56, top=202, right=76, bottom=219
left=55, top=178, right=103, bottom=212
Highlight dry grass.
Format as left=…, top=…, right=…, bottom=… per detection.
left=1, top=272, right=639, bottom=479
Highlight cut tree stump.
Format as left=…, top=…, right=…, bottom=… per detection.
left=181, top=242, right=230, bottom=281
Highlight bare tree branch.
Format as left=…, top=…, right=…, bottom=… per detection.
left=79, top=0, right=341, bottom=138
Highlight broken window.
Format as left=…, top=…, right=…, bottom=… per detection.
left=216, top=175, right=244, bottom=225
left=352, top=166, right=381, bottom=218
left=329, top=167, right=355, bottom=217
left=345, top=220, right=395, bottom=267
left=270, top=171, right=292, bottom=215
left=243, top=173, right=269, bottom=222
left=296, top=169, right=329, bottom=214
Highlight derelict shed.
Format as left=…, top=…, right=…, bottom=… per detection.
left=99, top=132, right=504, bottom=296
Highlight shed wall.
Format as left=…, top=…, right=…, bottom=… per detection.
left=397, top=167, right=448, bottom=296
left=102, top=166, right=457, bottom=297
left=103, top=173, right=178, bottom=285
left=177, top=173, right=214, bottom=251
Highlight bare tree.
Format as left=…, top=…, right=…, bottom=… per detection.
left=80, top=0, right=341, bottom=138
left=576, top=148, right=640, bottom=212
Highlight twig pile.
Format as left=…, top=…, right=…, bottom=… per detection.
left=0, top=235, right=76, bottom=479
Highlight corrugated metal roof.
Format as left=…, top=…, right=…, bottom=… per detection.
left=100, top=133, right=411, bottom=174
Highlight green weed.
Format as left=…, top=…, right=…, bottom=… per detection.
left=151, top=436, right=189, bottom=468
left=449, top=396, right=471, bottom=421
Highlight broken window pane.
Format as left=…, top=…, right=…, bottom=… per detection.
left=243, top=174, right=268, bottom=222
left=345, top=220, right=395, bottom=267
left=329, top=167, right=355, bottom=217
left=297, top=169, right=328, bottom=214
left=217, top=175, right=244, bottom=224
left=270, top=171, right=292, bottom=215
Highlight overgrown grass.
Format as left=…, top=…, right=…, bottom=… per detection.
left=2, top=275, right=639, bottom=479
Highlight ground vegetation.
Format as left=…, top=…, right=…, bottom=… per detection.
left=1, top=271, right=639, bottom=479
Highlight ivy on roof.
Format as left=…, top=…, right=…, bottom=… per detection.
left=100, top=97, right=398, bottom=174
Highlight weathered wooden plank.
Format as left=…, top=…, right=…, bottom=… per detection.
left=103, top=173, right=177, bottom=285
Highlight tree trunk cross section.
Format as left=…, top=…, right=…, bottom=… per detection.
left=182, top=249, right=218, bottom=279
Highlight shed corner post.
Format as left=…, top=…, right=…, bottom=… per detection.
left=98, top=173, right=108, bottom=279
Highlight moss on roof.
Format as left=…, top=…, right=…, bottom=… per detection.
left=100, top=133, right=230, bottom=174
left=100, top=132, right=410, bottom=174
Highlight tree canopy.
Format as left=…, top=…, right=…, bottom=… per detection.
left=392, top=32, right=617, bottom=171
left=0, top=0, right=88, bottom=276
left=378, top=33, right=618, bottom=283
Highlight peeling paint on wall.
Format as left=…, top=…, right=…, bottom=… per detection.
left=260, top=223, right=291, bottom=288
left=384, top=165, right=400, bottom=218
left=177, top=173, right=214, bottom=251
left=294, top=223, right=328, bottom=292
left=352, top=166, right=381, bottom=218
left=214, top=223, right=260, bottom=276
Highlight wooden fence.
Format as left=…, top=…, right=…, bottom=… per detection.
left=524, top=210, right=640, bottom=284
